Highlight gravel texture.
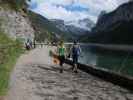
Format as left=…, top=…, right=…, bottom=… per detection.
left=5, top=47, right=133, bottom=100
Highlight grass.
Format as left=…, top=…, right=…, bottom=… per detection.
left=0, top=0, right=27, bottom=11
left=0, top=32, right=24, bottom=95
left=0, top=0, right=26, bottom=95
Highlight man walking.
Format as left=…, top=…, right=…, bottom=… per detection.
left=70, top=41, right=81, bottom=73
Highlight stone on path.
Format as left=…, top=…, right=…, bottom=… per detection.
left=6, top=47, right=133, bottom=100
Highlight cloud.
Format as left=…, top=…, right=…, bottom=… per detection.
left=29, top=0, right=129, bottom=23
left=33, top=2, right=92, bottom=21
left=60, top=4, right=89, bottom=12
left=29, top=2, right=37, bottom=9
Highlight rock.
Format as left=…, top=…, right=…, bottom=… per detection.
left=94, top=2, right=133, bottom=32
left=0, top=7, right=34, bottom=41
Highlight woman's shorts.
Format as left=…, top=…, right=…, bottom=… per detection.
left=59, top=55, right=65, bottom=66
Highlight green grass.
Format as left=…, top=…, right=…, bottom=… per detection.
left=1, top=0, right=27, bottom=11
left=0, top=32, right=24, bottom=95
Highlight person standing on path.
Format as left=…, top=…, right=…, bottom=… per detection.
left=69, top=41, right=81, bottom=73
left=57, top=40, right=66, bottom=73
left=25, top=39, right=32, bottom=50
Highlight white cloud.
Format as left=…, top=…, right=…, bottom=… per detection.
left=30, top=0, right=129, bottom=23
left=32, top=1, right=94, bottom=21
left=78, top=0, right=129, bottom=13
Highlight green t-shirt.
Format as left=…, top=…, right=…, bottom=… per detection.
left=58, top=46, right=65, bottom=56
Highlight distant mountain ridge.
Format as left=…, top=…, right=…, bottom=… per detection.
left=81, top=1, right=133, bottom=44
left=93, top=1, right=133, bottom=32
left=28, top=11, right=66, bottom=42
left=50, top=19, right=92, bottom=36
left=65, top=18, right=95, bottom=31
left=28, top=10, right=95, bottom=42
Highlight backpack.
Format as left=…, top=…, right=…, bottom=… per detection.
left=72, top=45, right=80, bottom=56
left=26, top=42, right=30, bottom=46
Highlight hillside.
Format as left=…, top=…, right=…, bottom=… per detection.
left=81, top=1, right=133, bottom=44
left=0, top=0, right=34, bottom=42
left=0, top=31, right=23, bottom=95
left=28, top=11, right=87, bottom=42
left=93, top=1, right=133, bottom=32
left=50, top=19, right=91, bottom=37
left=27, top=11, right=70, bottom=42
left=0, top=0, right=32, bottom=95
left=85, top=21, right=133, bottom=44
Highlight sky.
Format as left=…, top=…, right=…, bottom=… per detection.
left=29, top=0, right=129, bottom=23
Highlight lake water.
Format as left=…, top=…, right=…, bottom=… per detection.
left=70, top=44, right=133, bottom=77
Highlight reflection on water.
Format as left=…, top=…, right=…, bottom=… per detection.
left=77, top=45, right=133, bottom=77
left=79, top=45, right=97, bottom=66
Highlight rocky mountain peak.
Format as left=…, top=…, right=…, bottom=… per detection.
left=50, top=19, right=91, bottom=36
left=65, top=18, right=95, bottom=31
left=94, top=1, right=133, bottom=32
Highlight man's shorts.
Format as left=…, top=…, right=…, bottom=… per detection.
left=72, top=55, right=78, bottom=64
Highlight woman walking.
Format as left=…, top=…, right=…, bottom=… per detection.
left=57, top=40, right=66, bottom=73
left=70, top=41, right=81, bottom=73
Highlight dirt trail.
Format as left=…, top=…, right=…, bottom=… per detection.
left=5, top=47, right=133, bottom=100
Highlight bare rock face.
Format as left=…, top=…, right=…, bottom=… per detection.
left=0, top=6, right=34, bottom=41
left=94, top=2, right=133, bottom=32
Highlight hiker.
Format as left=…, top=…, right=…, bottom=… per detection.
left=57, top=40, right=66, bottom=73
left=69, top=41, right=81, bottom=73
left=25, top=39, right=32, bottom=50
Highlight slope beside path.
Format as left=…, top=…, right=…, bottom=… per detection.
left=5, top=46, right=133, bottom=100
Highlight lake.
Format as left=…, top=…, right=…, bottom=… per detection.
left=68, top=44, right=133, bottom=77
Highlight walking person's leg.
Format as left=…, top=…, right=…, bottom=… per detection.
left=60, top=60, right=63, bottom=73
left=73, top=56, right=78, bottom=73
left=71, top=56, right=75, bottom=71
left=74, top=64, right=78, bottom=72
left=59, top=56, right=64, bottom=73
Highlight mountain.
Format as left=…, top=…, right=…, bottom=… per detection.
left=93, top=1, right=133, bottom=32
left=82, top=1, right=133, bottom=44
left=50, top=19, right=92, bottom=36
left=65, top=18, right=95, bottom=31
left=89, top=20, right=133, bottom=44
left=28, top=11, right=72, bottom=42
left=79, top=18, right=95, bottom=30
left=28, top=11, right=94, bottom=42
left=0, top=0, right=34, bottom=42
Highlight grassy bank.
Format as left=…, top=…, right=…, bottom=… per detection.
left=0, top=32, right=24, bottom=95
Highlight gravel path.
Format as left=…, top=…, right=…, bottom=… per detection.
left=6, top=47, right=133, bottom=100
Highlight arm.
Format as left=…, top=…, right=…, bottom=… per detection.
left=77, top=45, right=82, bottom=56
left=68, top=45, right=73, bottom=58
left=64, top=46, right=67, bottom=58
left=56, top=46, right=59, bottom=55
left=79, top=45, right=82, bottom=53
